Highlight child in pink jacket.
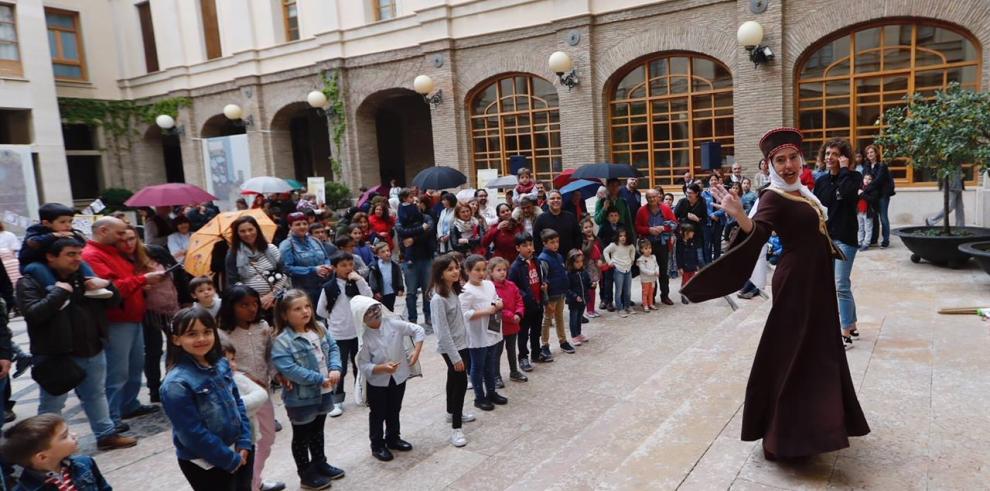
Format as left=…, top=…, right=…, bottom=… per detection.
left=489, top=257, right=527, bottom=384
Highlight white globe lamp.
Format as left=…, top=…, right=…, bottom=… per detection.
left=307, top=90, right=328, bottom=109
left=548, top=51, right=573, bottom=75
left=155, top=114, right=175, bottom=130
left=413, top=75, right=435, bottom=96
left=737, top=21, right=764, bottom=48
left=223, top=104, right=243, bottom=121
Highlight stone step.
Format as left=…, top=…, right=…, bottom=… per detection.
left=504, top=297, right=773, bottom=490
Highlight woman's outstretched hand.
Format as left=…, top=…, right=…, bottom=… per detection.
left=710, top=184, right=742, bottom=219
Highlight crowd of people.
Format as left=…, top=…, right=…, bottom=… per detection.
left=0, top=138, right=896, bottom=489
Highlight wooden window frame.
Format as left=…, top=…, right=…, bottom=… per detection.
left=200, top=0, right=221, bottom=60
left=372, top=0, right=396, bottom=22
left=136, top=2, right=159, bottom=73
left=0, top=2, right=22, bottom=77
left=283, top=0, right=299, bottom=41
left=468, top=74, right=563, bottom=184
left=607, top=53, right=735, bottom=189
left=795, top=20, right=982, bottom=186
left=45, top=7, right=87, bottom=81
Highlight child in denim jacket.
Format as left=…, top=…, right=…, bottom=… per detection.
left=271, top=289, right=345, bottom=490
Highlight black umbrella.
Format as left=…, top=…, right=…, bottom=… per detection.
left=411, top=166, right=468, bottom=190
left=571, top=163, right=640, bottom=180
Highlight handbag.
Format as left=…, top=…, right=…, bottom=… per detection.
left=353, top=369, right=368, bottom=406
left=32, top=355, right=86, bottom=396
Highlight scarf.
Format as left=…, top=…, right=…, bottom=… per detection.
left=453, top=216, right=478, bottom=236
left=749, top=156, right=827, bottom=218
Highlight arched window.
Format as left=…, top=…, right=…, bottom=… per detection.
left=469, top=74, right=561, bottom=183
left=608, top=53, right=734, bottom=188
left=797, top=21, right=981, bottom=184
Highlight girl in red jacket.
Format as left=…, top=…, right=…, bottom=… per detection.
left=368, top=201, right=396, bottom=251
left=489, top=257, right=527, bottom=383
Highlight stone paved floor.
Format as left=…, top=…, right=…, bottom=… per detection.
left=6, top=242, right=989, bottom=490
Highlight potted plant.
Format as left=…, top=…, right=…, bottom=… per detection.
left=875, top=83, right=990, bottom=268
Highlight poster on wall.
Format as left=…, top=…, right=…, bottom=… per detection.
left=201, top=134, right=251, bottom=211
left=307, top=177, right=326, bottom=206
left=0, top=145, right=40, bottom=237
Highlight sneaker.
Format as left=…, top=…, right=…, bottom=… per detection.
left=261, top=481, right=287, bottom=491
left=560, top=342, right=576, bottom=354
left=114, top=422, right=130, bottom=433
left=681, top=296, right=689, bottom=305
left=495, top=376, right=505, bottom=389
left=737, top=290, right=757, bottom=299
left=858, top=245, right=869, bottom=252
left=84, top=287, right=114, bottom=299
left=260, top=481, right=287, bottom=491
left=581, top=316, right=589, bottom=324
left=880, top=242, right=889, bottom=249
left=312, top=461, right=346, bottom=479
left=450, top=429, right=468, bottom=447
left=606, top=303, right=616, bottom=312
left=619, top=310, right=628, bottom=318
left=488, top=392, right=508, bottom=405
left=538, top=345, right=554, bottom=362
left=509, top=371, right=528, bottom=382
left=519, top=357, right=534, bottom=372
left=627, top=308, right=637, bottom=315
left=571, top=337, right=582, bottom=346
left=328, top=404, right=343, bottom=417
left=642, top=307, right=651, bottom=313
left=578, top=334, right=590, bottom=343
left=474, top=399, right=495, bottom=411
left=446, top=412, right=476, bottom=423
left=97, top=434, right=138, bottom=451
left=587, top=311, right=601, bottom=318
left=299, top=465, right=332, bottom=489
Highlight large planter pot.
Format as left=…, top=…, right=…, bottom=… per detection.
left=959, top=241, right=990, bottom=276
left=892, top=226, right=990, bottom=268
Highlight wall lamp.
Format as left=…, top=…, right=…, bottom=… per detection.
left=154, top=114, right=184, bottom=136
left=737, top=21, right=775, bottom=68
left=307, top=90, right=336, bottom=121
left=223, top=103, right=254, bottom=127
left=413, top=75, right=443, bottom=108
left=548, top=51, right=579, bottom=91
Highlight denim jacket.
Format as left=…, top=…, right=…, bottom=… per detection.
left=271, top=328, right=342, bottom=407
left=160, top=355, right=252, bottom=472
left=278, top=234, right=331, bottom=297
left=14, top=456, right=111, bottom=491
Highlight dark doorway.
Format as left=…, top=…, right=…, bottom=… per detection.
left=163, top=133, right=185, bottom=182
left=288, top=111, right=331, bottom=181
left=357, top=88, right=435, bottom=188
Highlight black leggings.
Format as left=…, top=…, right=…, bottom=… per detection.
left=143, top=312, right=170, bottom=398
left=333, top=338, right=359, bottom=402
left=441, top=349, right=471, bottom=429
left=517, top=307, right=542, bottom=360
left=178, top=458, right=249, bottom=491
left=498, top=335, right=519, bottom=375
left=290, top=414, right=327, bottom=472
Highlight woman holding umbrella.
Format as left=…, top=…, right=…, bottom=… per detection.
left=278, top=212, right=332, bottom=304
left=225, top=215, right=288, bottom=312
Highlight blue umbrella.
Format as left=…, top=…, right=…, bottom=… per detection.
left=559, top=179, right=601, bottom=199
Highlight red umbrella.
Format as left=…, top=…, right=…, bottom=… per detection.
left=552, top=168, right=576, bottom=189
left=357, top=184, right=390, bottom=208
left=124, top=183, right=217, bottom=207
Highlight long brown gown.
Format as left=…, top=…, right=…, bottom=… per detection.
left=681, top=189, right=870, bottom=458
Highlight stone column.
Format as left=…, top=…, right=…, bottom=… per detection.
left=732, top=0, right=786, bottom=168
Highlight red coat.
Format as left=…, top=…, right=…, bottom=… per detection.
left=482, top=221, right=522, bottom=262
left=368, top=213, right=396, bottom=250
left=493, top=279, right=524, bottom=336
left=82, top=240, right=147, bottom=323
left=634, top=203, right=677, bottom=239
left=800, top=167, right=815, bottom=190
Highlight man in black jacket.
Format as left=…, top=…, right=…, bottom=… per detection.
left=15, top=238, right=136, bottom=450
left=394, top=200, right=436, bottom=327
left=533, top=191, right=581, bottom=256
left=814, top=139, right=863, bottom=347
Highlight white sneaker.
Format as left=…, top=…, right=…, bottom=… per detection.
left=450, top=429, right=467, bottom=447
left=328, top=404, right=343, bottom=417
left=84, top=287, right=114, bottom=299
left=446, top=412, right=476, bottom=423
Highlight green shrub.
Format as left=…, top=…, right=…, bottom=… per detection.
left=324, top=181, right=352, bottom=210
left=99, top=188, right=134, bottom=213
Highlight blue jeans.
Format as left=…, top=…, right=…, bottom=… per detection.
left=567, top=303, right=583, bottom=338
left=105, top=322, right=145, bottom=424
left=22, top=261, right=96, bottom=287
left=38, top=352, right=117, bottom=439
left=402, top=259, right=432, bottom=323
left=613, top=270, right=632, bottom=310
left=468, top=344, right=499, bottom=401
left=877, top=196, right=891, bottom=244
left=833, top=241, right=858, bottom=330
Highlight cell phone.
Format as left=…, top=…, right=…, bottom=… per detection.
left=163, top=262, right=183, bottom=274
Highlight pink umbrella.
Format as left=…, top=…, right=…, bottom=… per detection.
left=125, top=183, right=217, bottom=207
left=357, top=184, right=390, bottom=208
